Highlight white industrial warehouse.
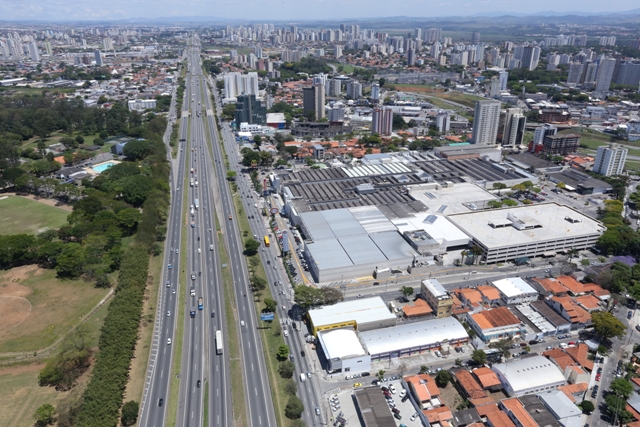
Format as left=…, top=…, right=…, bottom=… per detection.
left=300, top=207, right=420, bottom=283
left=492, top=355, right=566, bottom=397
left=307, top=296, right=397, bottom=335
left=358, top=317, right=469, bottom=361
left=317, top=329, right=371, bottom=374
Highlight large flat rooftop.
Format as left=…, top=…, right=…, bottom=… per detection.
left=447, top=203, right=605, bottom=250
left=308, top=296, right=397, bottom=329
left=408, top=182, right=498, bottom=215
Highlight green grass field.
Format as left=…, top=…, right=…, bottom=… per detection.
left=0, top=196, right=69, bottom=235
left=0, top=266, right=110, bottom=354
left=0, top=364, right=60, bottom=427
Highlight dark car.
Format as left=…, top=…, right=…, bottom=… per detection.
left=158, top=398, right=164, bottom=406
left=211, top=311, right=215, bottom=318
left=381, top=386, right=389, bottom=392
left=392, top=407, right=400, bottom=414
left=401, top=394, right=410, bottom=403
left=301, top=350, right=305, bottom=357
left=393, top=413, right=402, bottom=420
left=628, top=311, right=634, bottom=319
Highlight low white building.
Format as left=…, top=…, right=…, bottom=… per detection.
left=492, top=355, right=566, bottom=397
left=359, top=317, right=469, bottom=361
left=537, top=390, right=583, bottom=426
left=317, top=329, right=371, bottom=374
left=492, top=277, right=539, bottom=305
left=128, top=98, right=157, bottom=111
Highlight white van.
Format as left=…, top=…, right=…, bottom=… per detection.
left=300, top=373, right=306, bottom=382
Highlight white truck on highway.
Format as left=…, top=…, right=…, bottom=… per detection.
left=194, top=198, right=199, bottom=209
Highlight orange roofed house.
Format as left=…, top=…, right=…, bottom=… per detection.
left=404, top=374, right=442, bottom=410
left=466, top=307, right=525, bottom=342
left=546, top=296, right=591, bottom=327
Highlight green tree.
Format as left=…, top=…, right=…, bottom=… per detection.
left=122, top=139, right=150, bottom=160
left=489, top=339, right=512, bottom=359
left=94, top=137, right=104, bottom=146
left=487, top=200, right=503, bottom=209
left=34, top=403, right=56, bottom=426
left=472, top=349, right=487, bottom=365
left=376, top=369, right=386, bottom=381
left=253, top=135, right=263, bottom=146
left=492, top=182, right=507, bottom=190
left=244, top=238, right=260, bottom=256
left=120, top=401, right=139, bottom=426
left=285, top=396, right=304, bottom=419
left=400, top=286, right=414, bottom=300
left=605, top=393, right=634, bottom=424
left=579, top=400, right=594, bottom=414
left=610, top=378, right=634, bottom=399
left=320, top=286, right=343, bottom=305
left=264, top=298, right=277, bottom=313
left=60, top=136, right=78, bottom=149
left=435, top=370, right=451, bottom=388
left=75, top=135, right=85, bottom=145
left=277, top=344, right=290, bottom=361
left=294, top=285, right=324, bottom=309
left=226, top=170, right=237, bottom=181
left=503, top=199, right=518, bottom=207
left=55, top=243, right=86, bottom=278
left=120, top=175, right=154, bottom=207
left=278, top=360, right=295, bottom=378
left=592, top=311, right=627, bottom=341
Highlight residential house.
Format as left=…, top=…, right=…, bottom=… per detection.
left=467, top=307, right=525, bottom=342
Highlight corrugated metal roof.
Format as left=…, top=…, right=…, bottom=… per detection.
left=339, top=234, right=387, bottom=265
left=360, top=317, right=468, bottom=356
left=318, top=329, right=367, bottom=359
left=370, top=231, right=418, bottom=260
left=308, top=296, right=396, bottom=329
left=306, top=239, right=353, bottom=270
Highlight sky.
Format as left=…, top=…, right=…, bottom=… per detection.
left=0, top=0, right=635, bottom=21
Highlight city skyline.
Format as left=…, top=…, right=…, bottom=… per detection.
left=0, top=0, right=638, bottom=22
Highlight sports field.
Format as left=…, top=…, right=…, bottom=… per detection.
left=0, top=196, right=69, bottom=235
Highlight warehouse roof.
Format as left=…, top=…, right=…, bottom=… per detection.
left=492, top=277, right=538, bottom=298
left=492, top=355, right=565, bottom=393
left=318, top=329, right=367, bottom=359
left=308, top=296, right=396, bottom=329
left=360, top=317, right=468, bottom=356
left=447, top=203, right=605, bottom=250
left=470, top=307, right=521, bottom=330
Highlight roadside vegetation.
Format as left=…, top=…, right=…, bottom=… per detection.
left=0, top=88, right=170, bottom=427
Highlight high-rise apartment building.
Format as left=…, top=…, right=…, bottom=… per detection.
left=302, top=84, right=325, bottom=120
left=542, top=134, right=580, bottom=155
left=94, top=49, right=102, bottom=66
left=334, top=44, right=343, bottom=59
left=407, top=48, right=415, bottom=66
left=372, top=107, right=393, bottom=136
left=223, top=72, right=259, bottom=99
left=435, top=112, right=450, bottom=133
left=595, top=57, right=616, bottom=97
left=370, top=83, right=380, bottom=101
left=567, top=63, right=584, bottom=85
left=533, top=123, right=557, bottom=145
left=346, top=81, right=362, bottom=99
left=499, top=71, right=509, bottom=91
left=472, top=100, right=501, bottom=145
left=522, top=46, right=541, bottom=71
left=489, top=76, right=500, bottom=97
left=28, top=42, right=39, bottom=62
left=500, top=109, right=527, bottom=146
left=616, top=62, right=640, bottom=86
left=471, top=31, right=480, bottom=44
left=593, top=143, right=627, bottom=176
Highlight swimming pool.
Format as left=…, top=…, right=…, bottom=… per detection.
left=92, top=161, right=118, bottom=173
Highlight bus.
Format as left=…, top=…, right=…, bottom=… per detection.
left=264, top=235, right=270, bottom=247
left=215, top=330, right=223, bottom=355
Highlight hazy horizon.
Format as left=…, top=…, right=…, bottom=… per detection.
left=0, top=0, right=636, bottom=22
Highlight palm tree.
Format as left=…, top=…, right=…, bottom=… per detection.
left=460, top=250, right=469, bottom=266
left=470, top=245, right=484, bottom=265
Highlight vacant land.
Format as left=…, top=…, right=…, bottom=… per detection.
left=0, top=363, right=59, bottom=427
left=0, top=196, right=70, bottom=235
left=0, top=265, right=110, bottom=354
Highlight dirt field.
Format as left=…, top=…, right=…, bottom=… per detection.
left=0, top=265, right=109, bottom=354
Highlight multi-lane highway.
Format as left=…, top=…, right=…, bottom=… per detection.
left=209, top=86, right=324, bottom=426
left=139, top=51, right=190, bottom=427
left=201, top=59, right=278, bottom=427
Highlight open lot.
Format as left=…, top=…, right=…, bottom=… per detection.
left=0, top=363, right=60, bottom=427
left=0, top=265, right=110, bottom=353
left=0, top=196, right=70, bottom=235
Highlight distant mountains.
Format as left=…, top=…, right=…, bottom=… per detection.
left=3, top=9, right=640, bottom=25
